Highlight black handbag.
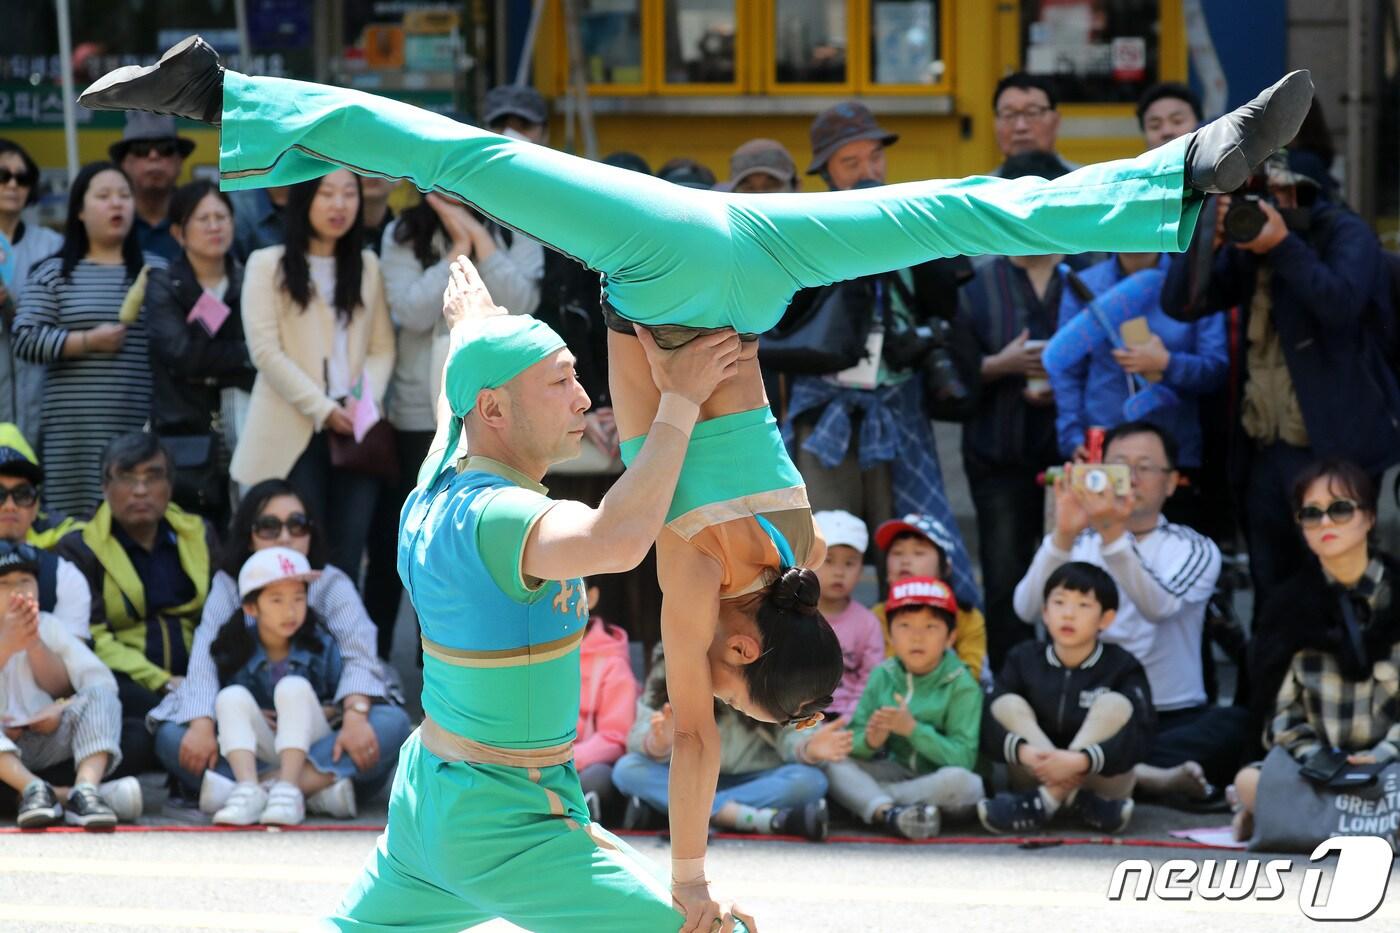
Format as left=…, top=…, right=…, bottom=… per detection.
left=327, top=419, right=400, bottom=483
left=163, top=433, right=229, bottom=518
left=758, top=278, right=877, bottom=375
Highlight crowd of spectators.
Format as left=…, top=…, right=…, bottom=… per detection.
left=0, top=73, right=1397, bottom=855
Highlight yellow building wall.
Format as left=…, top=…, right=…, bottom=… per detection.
left=541, top=1, right=1185, bottom=188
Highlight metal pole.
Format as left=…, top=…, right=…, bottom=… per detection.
left=561, top=0, right=597, bottom=159
left=1347, top=0, right=1365, bottom=214
left=494, top=0, right=508, bottom=86
left=234, top=0, right=252, bottom=71
left=55, top=0, right=79, bottom=181
left=514, top=0, right=547, bottom=86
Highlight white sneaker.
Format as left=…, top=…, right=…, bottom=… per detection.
left=213, top=782, right=268, bottom=826
left=259, top=781, right=305, bottom=826
left=199, top=770, right=236, bottom=815
left=97, top=777, right=143, bottom=822
left=306, top=777, right=357, bottom=819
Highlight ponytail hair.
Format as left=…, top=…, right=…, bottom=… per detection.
left=740, top=567, right=842, bottom=725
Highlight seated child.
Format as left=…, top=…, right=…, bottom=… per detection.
left=978, top=562, right=1155, bottom=835
left=575, top=579, right=638, bottom=824
left=824, top=576, right=984, bottom=839
left=613, top=644, right=831, bottom=841
left=812, top=510, right=884, bottom=720
left=873, top=515, right=987, bottom=679
left=0, top=541, right=139, bottom=830
left=206, top=547, right=350, bottom=826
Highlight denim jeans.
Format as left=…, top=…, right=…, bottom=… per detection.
left=154, top=703, right=414, bottom=799
left=610, top=753, right=827, bottom=815
left=287, top=431, right=382, bottom=581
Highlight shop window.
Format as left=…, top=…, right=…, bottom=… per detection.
left=579, top=0, right=644, bottom=85
left=1020, top=0, right=1160, bottom=104
left=868, top=0, right=942, bottom=86
left=774, top=0, right=847, bottom=85
left=663, top=0, right=737, bottom=85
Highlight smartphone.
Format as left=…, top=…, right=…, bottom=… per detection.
left=1119, top=317, right=1160, bottom=383
left=1299, top=747, right=1349, bottom=785
left=1070, top=463, right=1131, bottom=497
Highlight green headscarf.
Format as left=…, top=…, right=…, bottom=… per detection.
left=431, top=314, right=567, bottom=481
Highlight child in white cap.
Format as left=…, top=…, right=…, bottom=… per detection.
left=811, top=510, right=884, bottom=721
left=206, top=546, right=344, bottom=826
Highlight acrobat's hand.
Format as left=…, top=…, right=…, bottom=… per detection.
left=442, top=256, right=507, bottom=328
left=634, top=326, right=741, bottom=406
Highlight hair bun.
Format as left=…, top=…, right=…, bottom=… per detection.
left=774, top=567, right=820, bottom=612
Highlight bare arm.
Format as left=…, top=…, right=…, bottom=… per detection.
left=27, top=640, right=72, bottom=699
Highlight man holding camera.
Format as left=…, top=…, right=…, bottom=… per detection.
left=1012, top=421, right=1248, bottom=801
left=1162, top=151, right=1400, bottom=621
left=776, top=102, right=983, bottom=612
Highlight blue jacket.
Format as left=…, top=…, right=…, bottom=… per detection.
left=1162, top=199, right=1400, bottom=476
left=221, top=623, right=344, bottom=710
left=1056, top=255, right=1228, bottom=466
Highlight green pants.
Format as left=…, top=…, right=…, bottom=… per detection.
left=325, top=732, right=710, bottom=932
left=219, top=72, right=1201, bottom=335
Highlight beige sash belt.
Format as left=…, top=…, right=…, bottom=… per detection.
left=419, top=716, right=574, bottom=769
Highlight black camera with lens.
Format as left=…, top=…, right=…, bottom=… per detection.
left=1222, top=170, right=1315, bottom=244
left=882, top=316, right=970, bottom=404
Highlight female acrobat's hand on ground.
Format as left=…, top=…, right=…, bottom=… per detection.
left=673, top=880, right=757, bottom=933
left=442, top=256, right=506, bottom=328
left=634, top=326, right=741, bottom=406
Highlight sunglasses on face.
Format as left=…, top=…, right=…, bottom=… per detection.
left=128, top=140, right=180, bottom=159
left=0, top=168, right=37, bottom=188
left=253, top=513, right=312, bottom=540
left=0, top=484, right=37, bottom=507
left=1296, top=499, right=1360, bottom=528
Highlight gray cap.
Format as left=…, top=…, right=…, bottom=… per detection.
left=109, top=111, right=195, bottom=162
left=719, top=139, right=798, bottom=191
left=483, top=85, right=548, bottom=127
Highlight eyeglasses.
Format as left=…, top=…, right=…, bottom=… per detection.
left=127, top=140, right=180, bottom=159
left=995, top=105, right=1052, bottom=124
left=110, top=468, right=170, bottom=491
left=253, top=513, right=312, bottom=540
left=0, top=484, right=37, bottom=507
left=1296, top=499, right=1360, bottom=528
left=0, top=168, right=37, bottom=188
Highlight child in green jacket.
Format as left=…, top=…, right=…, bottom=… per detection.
left=824, top=577, right=984, bottom=839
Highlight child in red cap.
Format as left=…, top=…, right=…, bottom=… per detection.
left=822, top=576, right=984, bottom=839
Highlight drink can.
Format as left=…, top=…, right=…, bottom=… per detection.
left=1085, top=426, right=1106, bottom=463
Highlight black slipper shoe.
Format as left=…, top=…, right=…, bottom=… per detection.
left=1185, top=70, right=1314, bottom=194
left=78, top=35, right=224, bottom=125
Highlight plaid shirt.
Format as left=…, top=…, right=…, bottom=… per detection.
left=783, top=374, right=982, bottom=611
left=1268, top=641, right=1400, bottom=763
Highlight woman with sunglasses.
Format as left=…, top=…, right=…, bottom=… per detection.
left=0, top=139, right=62, bottom=448
left=149, top=479, right=410, bottom=811
left=1230, top=458, right=1400, bottom=841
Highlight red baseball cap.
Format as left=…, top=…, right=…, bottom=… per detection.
left=874, top=513, right=956, bottom=556
left=885, top=576, right=958, bottom=616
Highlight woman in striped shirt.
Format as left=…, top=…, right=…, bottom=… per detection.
left=13, top=162, right=155, bottom=519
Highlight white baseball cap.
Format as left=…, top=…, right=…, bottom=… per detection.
left=238, top=547, right=321, bottom=600
left=814, top=509, right=869, bottom=554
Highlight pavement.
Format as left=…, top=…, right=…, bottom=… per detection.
left=2, top=816, right=1399, bottom=932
